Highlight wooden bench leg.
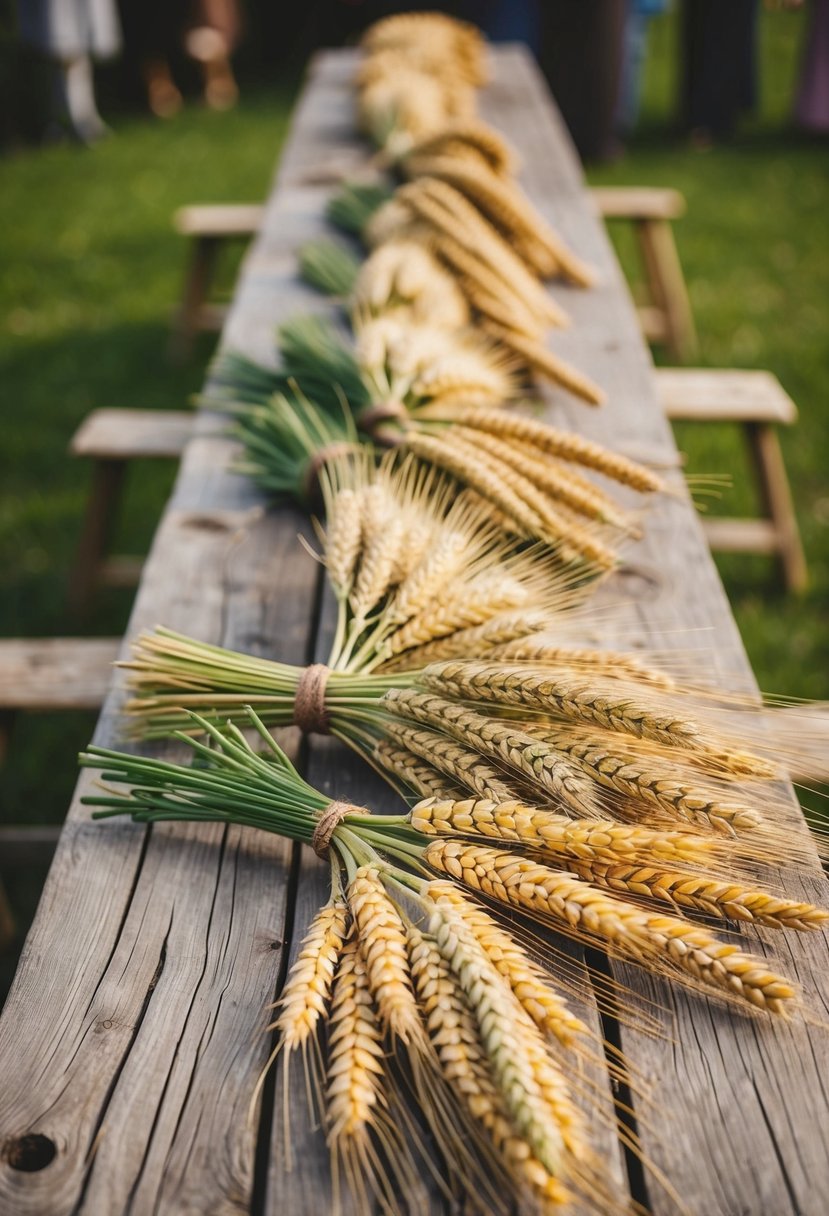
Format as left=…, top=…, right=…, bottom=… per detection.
left=0, top=881, right=14, bottom=953
left=746, top=422, right=808, bottom=594
left=169, top=235, right=221, bottom=363
left=635, top=218, right=698, bottom=362
left=69, top=458, right=127, bottom=615
left=0, top=711, right=17, bottom=951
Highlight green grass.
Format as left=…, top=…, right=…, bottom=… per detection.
left=0, top=88, right=294, bottom=991
left=588, top=9, right=829, bottom=698
left=1, top=9, right=827, bottom=993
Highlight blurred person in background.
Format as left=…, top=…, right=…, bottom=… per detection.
left=795, top=0, right=829, bottom=132
left=538, top=0, right=626, bottom=162
left=461, top=0, right=625, bottom=162
left=680, top=0, right=759, bottom=144
left=17, top=0, right=121, bottom=143
left=119, top=0, right=241, bottom=118
left=616, top=0, right=669, bottom=137
left=459, top=0, right=541, bottom=53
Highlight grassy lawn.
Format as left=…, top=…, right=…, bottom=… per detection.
left=1, top=7, right=826, bottom=995
left=589, top=10, right=829, bottom=698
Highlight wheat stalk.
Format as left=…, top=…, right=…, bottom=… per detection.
left=572, top=861, right=829, bottom=931
left=420, top=660, right=775, bottom=777
left=436, top=403, right=665, bottom=493
left=426, top=880, right=587, bottom=1045
left=383, top=719, right=522, bottom=803
left=411, top=796, right=714, bottom=865
left=374, top=740, right=468, bottom=800
left=426, top=840, right=798, bottom=1013
left=383, top=688, right=604, bottom=818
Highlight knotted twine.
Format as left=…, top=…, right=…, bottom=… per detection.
left=311, top=799, right=358, bottom=858
left=292, top=665, right=363, bottom=856
left=301, top=441, right=362, bottom=505
left=293, top=663, right=331, bottom=736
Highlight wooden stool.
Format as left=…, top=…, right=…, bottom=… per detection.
left=592, top=186, right=697, bottom=362
left=170, top=203, right=264, bottom=361
left=655, top=368, right=807, bottom=592
left=69, top=408, right=193, bottom=614
left=0, top=636, right=120, bottom=950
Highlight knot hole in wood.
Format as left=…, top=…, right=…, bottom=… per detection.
left=4, top=1132, right=57, bottom=1172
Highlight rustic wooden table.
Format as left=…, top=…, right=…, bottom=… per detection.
left=1, top=48, right=827, bottom=1216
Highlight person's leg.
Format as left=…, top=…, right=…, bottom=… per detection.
left=56, top=55, right=108, bottom=143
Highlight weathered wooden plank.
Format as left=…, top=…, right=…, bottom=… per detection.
left=0, top=59, right=331, bottom=1216
left=655, top=368, right=798, bottom=425
left=2, top=40, right=826, bottom=1216
left=70, top=409, right=194, bottom=460
left=0, top=638, right=119, bottom=710
left=483, top=46, right=829, bottom=1216
left=260, top=50, right=627, bottom=1215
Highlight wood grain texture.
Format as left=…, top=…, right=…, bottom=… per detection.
left=0, top=54, right=326, bottom=1216
left=70, top=409, right=194, bottom=460
left=478, top=46, right=829, bottom=1216
left=1, top=42, right=827, bottom=1216
left=0, top=638, right=119, bottom=710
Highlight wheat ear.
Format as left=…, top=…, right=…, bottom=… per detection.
left=272, top=899, right=350, bottom=1047
left=420, top=660, right=775, bottom=777
left=374, top=740, right=468, bottom=800
left=324, top=487, right=364, bottom=596
left=403, top=120, right=518, bottom=176
left=348, top=865, right=423, bottom=1044
left=455, top=427, right=633, bottom=531
left=377, top=609, right=552, bottom=673
left=484, top=321, right=606, bottom=406
left=428, top=902, right=568, bottom=1176
left=436, top=403, right=665, bottom=493
left=401, top=177, right=565, bottom=329
left=383, top=688, right=604, bottom=818
left=489, top=637, right=675, bottom=689
left=325, top=935, right=394, bottom=1211
left=427, top=880, right=587, bottom=1045
left=426, top=840, right=797, bottom=1013
left=403, top=154, right=596, bottom=287
left=408, top=926, right=570, bottom=1209
left=572, top=861, right=829, bottom=931
left=383, top=719, right=523, bottom=803
left=411, top=797, right=713, bottom=865
left=521, top=722, right=764, bottom=835
left=432, top=232, right=556, bottom=336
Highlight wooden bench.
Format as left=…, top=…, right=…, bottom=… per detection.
left=0, top=637, right=120, bottom=950
left=592, top=185, right=698, bottom=361
left=69, top=408, right=193, bottom=613
left=655, top=368, right=807, bottom=592
left=169, top=203, right=265, bottom=361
